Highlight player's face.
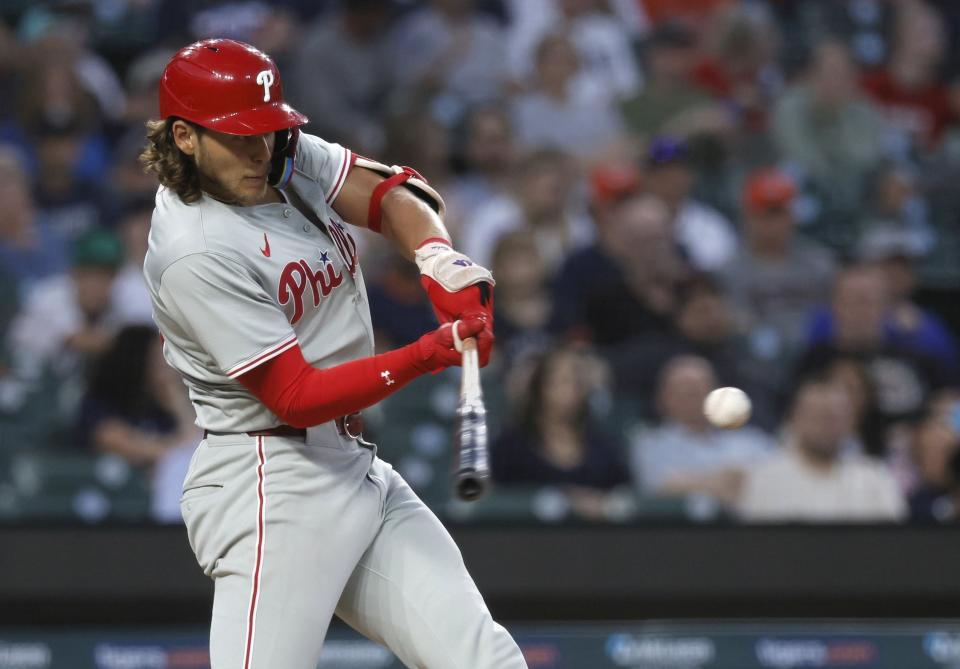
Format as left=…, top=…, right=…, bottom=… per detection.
left=172, top=120, right=276, bottom=206
left=194, top=129, right=276, bottom=206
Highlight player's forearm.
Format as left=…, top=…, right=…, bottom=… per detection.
left=379, top=189, right=450, bottom=261
left=237, top=320, right=484, bottom=429
left=237, top=343, right=427, bottom=429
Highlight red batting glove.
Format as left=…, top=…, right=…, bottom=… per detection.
left=412, top=315, right=492, bottom=371
left=420, top=275, right=494, bottom=323
left=420, top=278, right=494, bottom=366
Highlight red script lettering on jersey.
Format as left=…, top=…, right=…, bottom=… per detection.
left=278, top=257, right=344, bottom=324
left=327, top=220, right=358, bottom=276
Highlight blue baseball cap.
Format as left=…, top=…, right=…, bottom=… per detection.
left=646, top=136, right=690, bottom=167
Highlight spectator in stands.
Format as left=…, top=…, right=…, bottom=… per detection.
left=797, top=264, right=947, bottom=438
left=387, top=0, right=507, bottom=114
left=462, top=147, right=591, bottom=271
left=366, top=254, right=436, bottom=352
left=492, top=345, right=630, bottom=518
left=821, top=356, right=884, bottom=457
left=511, top=32, right=626, bottom=162
left=446, top=104, right=518, bottom=242
left=505, top=0, right=643, bottom=103
left=719, top=167, right=835, bottom=359
left=808, top=240, right=956, bottom=372
left=120, top=48, right=172, bottom=130
left=739, top=379, right=906, bottom=522
left=620, top=21, right=719, bottom=141
left=291, top=0, right=391, bottom=154
left=79, top=325, right=190, bottom=462
left=16, top=11, right=127, bottom=127
left=772, top=40, right=888, bottom=216
left=670, top=276, right=779, bottom=428
left=111, top=200, right=156, bottom=327
left=6, top=228, right=127, bottom=387
left=642, top=136, right=737, bottom=271
left=907, top=398, right=960, bottom=522
left=490, top=230, right=552, bottom=363
left=857, top=162, right=933, bottom=257
left=692, top=3, right=783, bottom=132
left=78, top=325, right=201, bottom=523
left=584, top=273, right=779, bottom=426
left=4, top=39, right=110, bottom=184
left=551, top=192, right=684, bottom=346
left=377, top=108, right=456, bottom=239
left=31, top=117, right=107, bottom=242
left=108, top=48, right=173, bottom=209
left=857, top=225, right=958, bottom=376
left=861, top=2, right=953, bottom=151
left=0, top=147, right=69, bottom=293
left=630, top=354, right=774, bottom=509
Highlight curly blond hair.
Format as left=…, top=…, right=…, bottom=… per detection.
left=139, top=119, right=203, bottom=204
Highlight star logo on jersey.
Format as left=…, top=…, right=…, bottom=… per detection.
left=260, top=233, right=271, bottom=258
left=381, top=370, right=395, bottom=386
left=318, top=250, right=330, bottom=264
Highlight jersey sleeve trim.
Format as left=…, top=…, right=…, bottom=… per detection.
left=325, top=148, right=355, bottom=205
left=225, top=334, right=299, bottom=379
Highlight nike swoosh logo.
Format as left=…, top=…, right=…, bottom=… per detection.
left=261, top=232, right=271, bottom=258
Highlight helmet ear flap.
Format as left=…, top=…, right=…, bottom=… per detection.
left=269, top=127, right=299, bottom=188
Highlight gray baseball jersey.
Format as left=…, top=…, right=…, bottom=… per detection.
left=145, top=134, right=369, bottom=432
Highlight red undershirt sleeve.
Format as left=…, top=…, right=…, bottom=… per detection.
left=235, top=342, right=429, bottom=428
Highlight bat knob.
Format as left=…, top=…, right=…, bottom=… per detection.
left=455, top=469, right=490, bottom=501
left=453, top=402, right=490, bottom=501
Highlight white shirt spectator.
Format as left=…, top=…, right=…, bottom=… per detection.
left=511, top=89, right=625, bottom=160
left=631, top=421, right=775, bottom=495
left=111, top=262, right=156, bottom=326
left=460, top=193, right=593, bottom=272
left=674, top=200, right=739, bottom=271
left=505, top=0, right=643, bottom=102
left=8, top=274, right=130, bottom=381
left=151, top=437, right=202, bottom=524
left=738, top=445, right=907, bottom=522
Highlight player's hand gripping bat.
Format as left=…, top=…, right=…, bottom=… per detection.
left=452, top=337, right=490, bottom=501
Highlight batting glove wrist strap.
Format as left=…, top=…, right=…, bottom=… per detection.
left=414, top=240, right=494, bottom=293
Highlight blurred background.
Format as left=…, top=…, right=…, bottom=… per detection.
left=1, top=0, right=960, bottom=667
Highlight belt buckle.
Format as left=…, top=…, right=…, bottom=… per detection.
left=342, top=412, right=363, bottom=440
left=340, top=412, right=375, bottom=450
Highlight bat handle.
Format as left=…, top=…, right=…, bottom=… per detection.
left=460, top=336, right=481, bottom=402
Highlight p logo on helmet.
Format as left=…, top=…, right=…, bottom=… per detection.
left=256, top=70, right=275, bottom=102
left=158, top=38, right=307, bottom=136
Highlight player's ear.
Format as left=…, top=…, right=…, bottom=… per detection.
left=171, top=119, right=198, bottom=156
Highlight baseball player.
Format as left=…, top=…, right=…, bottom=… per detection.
left=140, top=39, right=527, bottom=669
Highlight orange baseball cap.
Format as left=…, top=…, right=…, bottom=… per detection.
left=744, top=168, right=797, bottom=212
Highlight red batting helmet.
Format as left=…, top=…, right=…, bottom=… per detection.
left=159, top=38, right=307, bottom=135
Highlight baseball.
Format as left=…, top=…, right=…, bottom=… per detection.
left=703, top=387, right=752, bottom=429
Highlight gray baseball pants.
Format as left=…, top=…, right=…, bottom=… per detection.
left=180, top=425, right=527, bottom=669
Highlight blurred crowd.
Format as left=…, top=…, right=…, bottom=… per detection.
left=2, top=0, right=960, bottom=525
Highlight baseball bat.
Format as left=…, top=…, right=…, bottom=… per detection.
left=452, top=337, right=491, bottom=501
